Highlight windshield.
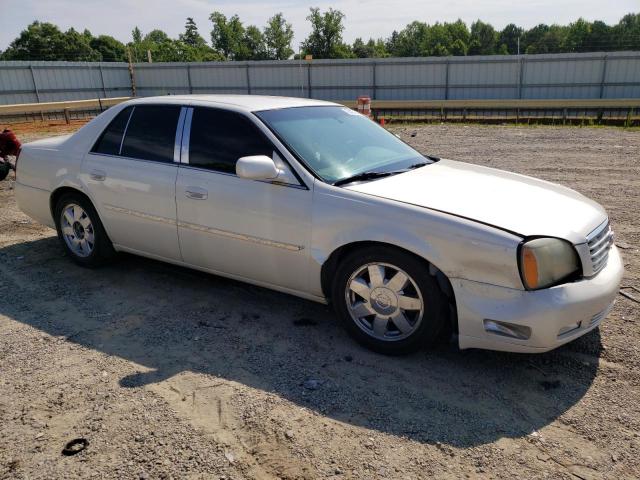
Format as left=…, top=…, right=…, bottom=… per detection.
left=256, top=106, right=433, bottom=184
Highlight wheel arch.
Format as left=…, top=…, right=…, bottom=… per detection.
left=49, top=186, right=111, bottom=244
left=320, top=241, right=458, bottom=334
left=50, top=186, right=93, bottom=219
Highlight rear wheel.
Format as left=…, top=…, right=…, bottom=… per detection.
left=54, top=193, right=115, bottom=267
left=332, top=246, right=447, bottom=355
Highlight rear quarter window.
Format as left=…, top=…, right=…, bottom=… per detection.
left=91, top=106, right=133, bottom=155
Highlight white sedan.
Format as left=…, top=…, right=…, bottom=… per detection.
left=15, top=95, right=623, bottom=354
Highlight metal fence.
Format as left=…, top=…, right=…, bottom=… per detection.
left=1, top=51, right=640, bottom=106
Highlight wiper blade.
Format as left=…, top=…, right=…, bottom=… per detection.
left=333, top=170, right=394, bottom=186
left=406, top=162, right=428, bottom=170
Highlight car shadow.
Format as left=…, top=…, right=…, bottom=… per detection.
left=0, top=237, right=602, bottom=448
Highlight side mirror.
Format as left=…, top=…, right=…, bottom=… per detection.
left=236, top=155, right=279, bottom=181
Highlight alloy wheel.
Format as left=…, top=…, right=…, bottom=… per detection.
left=60, top=203, right=95, bottom=258
left=345, top=262, right=424, bottom=342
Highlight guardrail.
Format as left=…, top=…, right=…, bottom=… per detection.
left=0, top=96, right=638, bottom=125
left=0, top=97, right=131, bottom=123
left=340, top=98, right=640, bottom=109
left=340, top=98, right=639, bottom=124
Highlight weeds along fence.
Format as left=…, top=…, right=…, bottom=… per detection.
left=1, top=51, right=639, bottom=124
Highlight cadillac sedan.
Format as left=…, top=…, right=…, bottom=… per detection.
left=15, top=95, right=623, bottom=354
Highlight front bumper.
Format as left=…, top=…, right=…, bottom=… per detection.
left=453, top=246, right=623, bottom=353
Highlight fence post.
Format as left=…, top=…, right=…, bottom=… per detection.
left=29, top=65, right=41, bottom=103
left=599, top=54, right=608, bottom=99
left=518, top=56, right=525, bottom=99
left=63, top=108, right=70, bottom=124
left=29, top=65, right=44, bottom=121
left=98, top=65, right=107, bottom=98
left=444, top=58, right=450, bottom=100
left=187, top=64, right=193, bottom=94
left=127, top=48, right=137, bottom=97
left=307, top=62, right=312, bottom=99
left=245, top=64, right=252, bottom=95
left=371, top=61, right=377, bottom=100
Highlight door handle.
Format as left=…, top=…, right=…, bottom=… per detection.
left=89, top=169, right=106, bottom=181
left=185, top=187, right=208, bottom=200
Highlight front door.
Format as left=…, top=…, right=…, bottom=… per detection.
left=81, top=104, right=183, bottom=261
left=175, top=106, right=312, bottom=292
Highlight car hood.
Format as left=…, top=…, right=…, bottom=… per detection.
left=345, top=159, right=607, bottom=243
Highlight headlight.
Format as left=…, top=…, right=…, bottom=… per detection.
left=519, top=238, right=580, bottom=290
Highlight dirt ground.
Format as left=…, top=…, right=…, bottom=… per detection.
left=1, top=121, right=639, bottom=480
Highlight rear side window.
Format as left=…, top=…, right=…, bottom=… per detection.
left=121, top=105, right=181, bottom=162
left=92, top=106, right=132, bottom=155
left=189, top=108, right=274, bottom=174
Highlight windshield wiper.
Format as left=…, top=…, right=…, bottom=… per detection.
left=333, top=162, right=432, bottom=187
left=333, top=170, right=396, bottom=186
left=405, top=162, right=428, bottom=170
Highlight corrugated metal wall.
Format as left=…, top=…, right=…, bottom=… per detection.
left=1, top=52, right=639, bottom=105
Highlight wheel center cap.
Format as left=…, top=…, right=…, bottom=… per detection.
left=370, top=287, right=398, bottom=315
left=72, top=221, right=85, bottom=239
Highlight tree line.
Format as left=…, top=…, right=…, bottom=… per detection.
left=1, top=9, right=639, bottom=62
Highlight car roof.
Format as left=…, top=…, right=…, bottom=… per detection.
left=126, top=94, right=339, bottom=112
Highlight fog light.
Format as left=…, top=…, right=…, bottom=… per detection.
left=483, top=319, right=532, bottom=340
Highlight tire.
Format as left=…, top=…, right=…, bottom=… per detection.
left=54, top=192, right=115, bottom=267
left=0, top=162, right=9, bottom=181
left=332, top=246, right=448, bottom=355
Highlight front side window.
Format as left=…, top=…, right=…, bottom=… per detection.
left=188, top=108, right=274, bottom=174
left=120, top=105, right=181, bottom=162
left=256, top=106, right=433, bottom=184
left=91, top=106, right=133, bottom=155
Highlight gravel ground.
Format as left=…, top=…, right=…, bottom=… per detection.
left=1, top=121, right=639, bottom=480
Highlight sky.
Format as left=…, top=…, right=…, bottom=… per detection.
left=0, top=0, right=638, bottom=51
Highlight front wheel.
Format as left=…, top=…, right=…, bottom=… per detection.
left=332, top=247, right=448, bottom=355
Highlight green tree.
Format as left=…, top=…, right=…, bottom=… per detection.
left=240, top=25, right=268, bottom=60
left=351, top=38, right=387, bottom=58
left=128, top=26, right=145, bottom=61
left=1, top=21, right=100, bottom=61
left=352, top=37, right=368, bottom=58
left=614, top=13, right=640, bottom=49
left=385, top=30, right=401, bottom=56
left=301, top=7, right=351, bottom=58
left=446, top=20, right=471, bottom=48
left=449, top=38, right=468, bottom=56
left=522, top=24, right=549, bottom=53
left=589, top=20, right=613, bottom=51
left=177, top=17, right=223, bottom=61
left=424, top=23, right=454, bottom=56
left=181, top=17, right=207, bottom=48
left=90, top=35, right=126, bottom=61
left=264, top=13, right=294, bottom=60
left=391, top=21, right=429, bottom=57
left=526, top=25, right=567, bottom=54
left=499, top=23, right=523, bottom=54
left=565, top=18, right=591, bottom=52
left=469, top=20, right=497, bottom=55
left=144, top=29, right=181, bottom=62
left=209, top=12, right=246, bottom=59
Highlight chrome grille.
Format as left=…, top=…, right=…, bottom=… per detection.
left=586, top=221, right=613, bottom=275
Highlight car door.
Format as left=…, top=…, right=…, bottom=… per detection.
left=175, top=106, right=312, bottom=292
left=81, top=104, right=183, bottom=261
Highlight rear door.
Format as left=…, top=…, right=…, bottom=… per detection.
left=81, top=104, right=184, bottom=261
left=175, top=106, right=312, bottom=292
